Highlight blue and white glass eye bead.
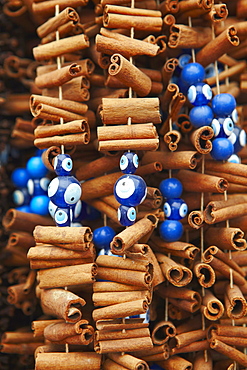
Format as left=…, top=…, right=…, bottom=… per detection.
left=114, top=174, right=147, bottom=207
left=120, top=152, right=139, bottom=174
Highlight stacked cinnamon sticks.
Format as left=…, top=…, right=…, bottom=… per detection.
left=2, top=0, right=247, bottom=369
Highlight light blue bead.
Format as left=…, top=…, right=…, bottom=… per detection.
left=29, top=195, right=49, bottom=216
left=26, top=156, right=48, bottom=179
left=159, top=219, right=184, bottom=242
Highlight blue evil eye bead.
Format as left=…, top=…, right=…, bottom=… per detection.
left=119, top=152, right=139, bottom=174
left=211, top=93, right=236, bottom=117
left=229, top=126, right=246, bottom=154
left=29, top=195, right=49, bottom=216
left=211, top=117, right=234, bottom=138
left=178, top=54, right=191, bottom=69
left=48, top=176, right=81, bottom=207
left=204, top=63, right=215, bottom=79
left=164, top=198, right=188, bottom=220
left=11, top=168, right=29, bottom=187
left=26, top=156, right=48, bottom=179
left=93, top=226, right=116, bottom=250
left=228, top=154, right=241, bottom=164
left=48, top=200, right=57, bottom=218
left=211, top=137, right=234, bottom=161
left=72, top=200, right=83, bottom=223
left=53, top=154, right=73, bottom=176
left=180, top=62, right=205, bottom=86
left=159, top=178, right=183, bottom=199
left=189, top=105, right=214, bottom=128
left=114, top=174, right=147, bottom=207
left=13, top=188, right=31, bottom=206
left=54, top=207, right=71, bottom=227
left=27, top=177, right=50, bottom=196
left=118, top=205, right=136, bottom=226
left=159, top=219, right=184, bottom=242
left=231, top=108, right=238, bottom=124
left=187, top=83, right=212, bottom=106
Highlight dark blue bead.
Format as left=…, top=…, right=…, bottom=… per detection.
left=93, top=226, right=116, bottom=250
left=230, top=126, right=246, bottom=154
left=210, top=137, right=234, bottom=161
left=118, top=205, right=136, bottom=226
left=211, top=117, right=234, bottom=138
left=164, top=198, right=188, bottom=220
left=180, top=62, right=205, bottom=85
left=26, top=156, right=48, bottom=179
left=53, top=154, right=73, bottom=176
left=13, top=188, right=31, bottom=206
left=159, top=219, right=184, bottom=242
left=187, top=83, right=212, bottom=106
left=29, top=195, right=49, bottom=216
left=189, top=105, right=214, bottom=128
left=119, top=152, right=139, bottom=174
left=159, top=178, right=183, bottom=199
left=27, top=177, right=50, bottom=196
left=114, top=174, right=147, bottom=207
left=211, top=93, right=236, bottom=117
left=48, top=176, right=81, bottom=208
left=11, top=168, right=29, bottom=188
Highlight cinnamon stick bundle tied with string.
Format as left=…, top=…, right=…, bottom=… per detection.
left=97, top=123, right=159, bottom=151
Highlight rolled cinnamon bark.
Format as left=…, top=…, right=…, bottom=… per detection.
left=93, top=281, right=148, bottom=292
left=76, top=154, right=121, bottom=182
left=195, top=26, right=239, bottom=67
left=171, top=340, right=210, bottom=356
left=210, top=339, right=247, bottom=368
left=151, top=320, right=176, bottom=344
left=201, top=289, right=224, bottom=321
left=81, top=172, right=121, bottom=200
left=32, top=319, right=63, bottom=337
left=108, top=54, right=152, bottom=97
left=97, top=254, right=150, bottom=271
left=103, top=6, right=162, bottom=32
left=33, top=34, right=89, bottom=61
left=96, top=31, right=159, bottom=58
left=31, top=102, right=86, bottom=123
left=8, top=231, right=35, bottom=251
left=110, top=215, right=158, bottom=254
left=38, top=263, right=97, bottom=289
left=44, top=79, right=90, bottom=102
left=98, top=123, right=157, bottom=141
left=96, top=318, right=148, bottom=331
left=150, top=235, right=199, bottom=260
left=7, top=283, right=35, bottom=305
left=33, top=225, right=93, bottom=249
left=193, top=352, right=213, bottom=370
left=34, top=120, right=89, bottom=138
left=93, top=290, right=152, bottom=306
left=0, top=342, right=44, bottom=355
left=30, top=258, right=94, bottom=269
left=164, top=130, right=181, bottom=151
left=96, top=267, right=152, bottom=288
left=1, top=331, right=42, bottom=344
left=44, top=320, right=93, bottom=345
left=96, top=336, right=153, bottom=354
left=161, top=58, right=178, bottom=91
left=141, top=151, right=201, bottom=170
left=190, top=126, right=214, bottom=154
left=204, top=227, right=246, bottom=251
left=204, top=201, right=247, bottom=224
left=168, top=24, right=211, bottom=49
left=157, top=355, right=192, bottom=370
left=155, top=253, right=192, bottom=287
left=40, top=288, right=86, bottom=323
left=193, top=260, right=215, bottom=288
left=95, top=327, right=150, bottom=341
left=108, top=353, right=149, bottom=370
left=85, top=198, right=120, bottom=225
left=170, top=329, right=206, bottom=350
left=224, top=283, right=247, bottom=319
left=35, top=352, right=102, bottom=370
left=34, top=132, right=90, bottom=149
left=176, top=170, right=228, bottom=193
left=2, top=209, right=54, bottom=233
left=37, top=7, right=80, bottom=38
left=100, top=97, right=161, bottom=125
left=187, top=210, right=204, bottom=229
left=92, top=299, right=149, bottom=321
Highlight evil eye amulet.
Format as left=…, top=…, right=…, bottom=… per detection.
left=229, top=126, right=246, bottom=154
left=118, top=205, right=136, bottom=226
left=27, top=177, right=50, bottom=196
left=211, top=117, right=234, bottom=138
left=211, top=137, right=234, bottom=161
left=189, top=105, right=214, bottom=128
left=159, top=219, right=184, bottom=242
left=53, top=153, right=73, bottom=176
left=164, top=198, right=188, bottom=220
left=54, top=207, right=71, bottom=226
left=211, top=93, right=236, bottom=117
left=187, top=83, right=212, bottom=106
left=120, top=152, right=139, bottom=174
left=114, top=174, right=147, bottom=207
left=93, top=226, right=116, bottom=250
left=159, top=178, right=183, bottom=199
left=48, top=176, right=81, bottom=208
left=13, top=188, right=31, bottom=206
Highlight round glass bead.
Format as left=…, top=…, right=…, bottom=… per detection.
left=164, top=198, right=188, bottom=220
left=48, top=176, right=82, bottom=208
left=211, top=93, right=236, bottom=117
left=159, top=219, right=184, bottom=242
left=210, top=137, right=234, bottom=161
left=178, top=53, right=191, bottom=69
left=159, top=178, right=183, bottom=199
left=54, top=207, right=71, bottom=227
left=180, top=62, right=205, bottom=86
left=29, top=195, right=49, bottom=216
left=11, top=168, right=29, bottom=188
left=93, top=226, right=116, bottom=250
left=118, top=205, right=136, bottom=226
left=26, top=156, right=48, bottom=179
left=53, top=154, right=73, bottom=176
left=27, top=177, right=50, bottom=196
left=187, top=83, right=212, bottom=106
left=189, top=105, right=214, bottom=128
left=230, top=126, right=246, bottom=154
left=114, top=174, right=147, bottom=207
left=119, top=152, right=139, bottom=174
